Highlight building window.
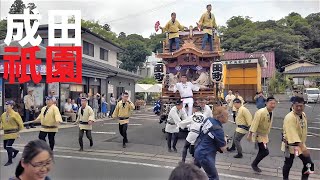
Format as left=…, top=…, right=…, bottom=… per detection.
left=294, top=77, right=305, bottom=85
left=83, top=41, right=94, bottom=57
left=100, top=48, right=109, bottom=61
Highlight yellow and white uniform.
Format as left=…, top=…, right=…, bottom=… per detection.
left=281, top=111, right=307, bottom=155
left=235, top=106, right=252, bottom=134
left=0, top=111, right=24, bottom=140
left=249, top=107, right=273, bottom=143
left=163, top=20, right=184, bottom=39
left=76, top=105, right=95, bottom=130
left=198, top=11, right=217, bottom=35
left=112, top=100, right=135, bottom=125
left=36, top=105, right=62, bottom=132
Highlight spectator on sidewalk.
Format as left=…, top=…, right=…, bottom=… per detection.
left=225, top=90, right=235, bottom=115
left=76, top=93, right=83, bottom=108
left=64, top=98, right=76, bottom=122
left=109, top=94, right=117, bottom=118
left=101, top=94, right=108, bottom=118
left=24, top=88, right=36, bottom=129
left=254, top=91, right=266, bottom=109
left=72, top=99, right=79, bottom=113
left=92, top=94, right=100, bottom=119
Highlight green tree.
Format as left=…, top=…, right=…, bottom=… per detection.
left=27, top=2, right=36, bottom=13
left=0, top=20, right=7, bottom=39
left=137, top=77, right=157, bottom=84
left=103, top=23, right=111, bottom=31
left=119, top=40, right=151, bottom=72
left=81, top=20, right=119, bottom=45
left=118, top=32, right=126, bottom=39
left=9, top=0, right=26, bottom=14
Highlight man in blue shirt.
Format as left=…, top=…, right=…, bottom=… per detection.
left=194, top=106, right=228, bottom=180
left=254, top=91, right=266, bottom=109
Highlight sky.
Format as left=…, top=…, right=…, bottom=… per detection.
left=0, top=0, right=319, bottom=37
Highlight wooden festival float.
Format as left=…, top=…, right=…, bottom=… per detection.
left=154, top=26, right=224, bottom=116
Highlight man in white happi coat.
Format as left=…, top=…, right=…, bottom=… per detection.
left=170, top=74, right=200, bottom=116
left=197, top=98, right=213, bottom=118
left=179, top=105, right=206, bottom=162
left=165, top=100, right=187, bottom=152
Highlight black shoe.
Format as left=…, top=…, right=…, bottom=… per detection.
left=233, top=154, right=243, bottom=158
left=173, top=148, right=177, bottom=153
left=79, top=148, right=83, bottom=151
left=227, top=147, right=235, bottom=152
left=4, top=161, right=12, bottom=166
left=12, top=150, right=19, bottom=158
left=168, top=148, right=172, bottom=152
left=26, top=126, right=30, bottom=129
left=251, top=164, right=262, bottom=173
left=123, top=144, right=126, bottom=148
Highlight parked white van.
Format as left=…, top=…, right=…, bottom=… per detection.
left=303, top=88, right=320, bottom=103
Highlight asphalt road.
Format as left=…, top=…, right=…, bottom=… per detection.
left=1, top=102, right=319, bottom=180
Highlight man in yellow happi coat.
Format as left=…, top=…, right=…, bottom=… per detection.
left=112, top=92, right=135, bottom=148
left=247, top=97, right=277, bottom=173
left=281, top=96, right=314, bottom=180
left=75, top=97, right=95, bottom=151
left=198, top=4, right=217, bottom=51
left=0, top=100, right=24, bottom=166
left=227, top=98, right=252, bottom=158
left=161, top=12, right=185, bottom=52
left=33, top=96, right=62, bottom=150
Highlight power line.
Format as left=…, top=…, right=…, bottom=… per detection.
left=105, top=0, right=180, bottom=24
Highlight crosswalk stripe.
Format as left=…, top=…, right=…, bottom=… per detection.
left=104, top=123, right=142, bottom=126
left=92, top=131, right=116, bottom=134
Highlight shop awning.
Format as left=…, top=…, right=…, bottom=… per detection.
left=147, top=84, right=162, bottom=93
left=135, top=84, right=153, bottom=92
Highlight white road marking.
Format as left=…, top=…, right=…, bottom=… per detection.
left=104, top=123, right=142, bottom=126
left=311, top=121, right=320, bottom=123
left=305, top=104, right=312, bottom=108
left=92, top=131, right=116, bottom=134
left=0, top=150, right=262, bottom=180
left=308, top=147, right=320, bottom=151
left=307, top=135, right=314, bottom=137
left=308, top=127, right=320, bottom=130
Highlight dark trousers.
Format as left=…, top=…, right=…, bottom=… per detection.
left=182, top=140, right=195, bottom=162
left=79, top=129, right=93, bottom=149
left=25, top=109, right=35, bottom=127
left=38, top=131, right=56, bottom=150
left=252, top=142, right=269, bottom=167
left=3, top=139, right=18, bottom=163
left=169, top=38, right=180, bottom=52
left=119, top=123, right=128, bottom=145
left=167, top=132, right=178, bottom=150
left=201, top=33, right=213, bottom=51
left=230, top=131, right=246, bottom=154
left=197, top=154, right=219, bottom=180
left=232, top=111, right=236, bottom=122
left=109, top=105, right=116, bottom=117
left=283, top=154, right=314, bottom=180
